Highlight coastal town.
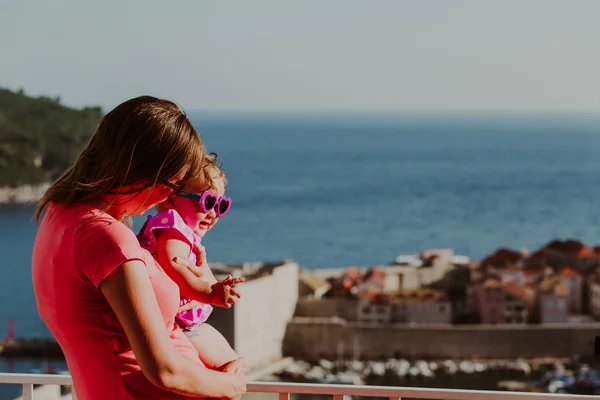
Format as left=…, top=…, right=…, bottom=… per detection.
left=204, top=240, right=600, bottom=395
left=267, top=240, right=600, bottom=395
left=297, top=239, right=600, bottom=326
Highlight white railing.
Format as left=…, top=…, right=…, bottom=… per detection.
left=0, top=373, right=599, bottom=400
left=0, top=373, right=74, bottom=400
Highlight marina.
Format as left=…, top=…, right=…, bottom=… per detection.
left=275, top=356, right=600, bottom=395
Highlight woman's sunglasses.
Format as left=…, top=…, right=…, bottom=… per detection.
left=164, top=180, right=187, bottom=193
left=177, top=191, right=231, bottom=217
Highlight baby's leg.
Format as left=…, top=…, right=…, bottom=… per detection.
left=188, top=323, right=239, bottom=371
left=188, top=324, right=242, bottom=400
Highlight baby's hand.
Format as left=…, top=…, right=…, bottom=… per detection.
left=178, top=300, right=201, bottom=312
left=209, top=275, right=245, bottom=308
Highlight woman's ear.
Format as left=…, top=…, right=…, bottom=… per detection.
left=166, top=196, right=176, bottom=208
left=156, top=196, right=176, bottom=212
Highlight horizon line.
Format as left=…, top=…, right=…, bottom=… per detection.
left=186, top=108, right=600, bottom=116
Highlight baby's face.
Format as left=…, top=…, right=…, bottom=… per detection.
left=173, top=174, right=226, bottom=237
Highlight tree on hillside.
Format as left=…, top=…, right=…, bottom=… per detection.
left=0, top=88, right=103, bottom=187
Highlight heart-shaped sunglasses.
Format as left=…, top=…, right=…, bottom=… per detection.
left=177, top=191, right=231, bottom=217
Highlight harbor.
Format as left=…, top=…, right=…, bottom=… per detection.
left=274, top=356, right=600, bottom=395
left=0, top=339, right=62, bottom=359
left=0, top=321, right=62, bottom=359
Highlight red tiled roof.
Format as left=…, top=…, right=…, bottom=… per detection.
left=559, top=267, right=581, bottom=277
left=363, top=267, right=386, bottom=285
left=504, top=282, right=529, bottom=301
left=359, top=291, right=387, bottom=302
left=522, top=263, right=545, bottom=274
left=333, top=268, right=362, bottom=291
left=343, top=268, right=361, bottom=280
left=527, top=249, right=545, bottom=262
left=543, top=239, right=596, bottom=258
left=480, top=248, right=522, bottom=269
left=578, top=247, right=597, bottom=258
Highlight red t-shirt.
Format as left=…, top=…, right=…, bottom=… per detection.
left=32, top=203, right=203, bottom=399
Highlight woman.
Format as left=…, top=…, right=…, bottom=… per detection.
left=32, top=96, right=247, bottom=399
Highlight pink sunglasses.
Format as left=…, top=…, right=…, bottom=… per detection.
left=177, top=191, right=231, bottom=217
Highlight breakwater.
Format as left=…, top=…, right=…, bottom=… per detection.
left=0, top=338, right=63, bottom=358
left=283, top=318, right=599, bottom=361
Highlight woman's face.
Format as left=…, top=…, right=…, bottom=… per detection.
left=104, top=178, right=184, bottom=218
left=125, top=184, right=176, bottom=216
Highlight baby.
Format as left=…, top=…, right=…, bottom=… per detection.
left=137, top=154, right=243, bottom=378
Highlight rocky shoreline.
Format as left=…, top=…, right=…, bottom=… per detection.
left=0, top=183, right=49, bottom=206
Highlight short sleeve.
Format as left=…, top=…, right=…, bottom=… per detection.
left=138, top=210, right=196, bottom=251
left=74, top=217, right=147, bottom=288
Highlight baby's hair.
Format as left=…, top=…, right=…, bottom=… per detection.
left=155, top=152, right=227, bottom=213
left=202, top=152, right=228, bottom=191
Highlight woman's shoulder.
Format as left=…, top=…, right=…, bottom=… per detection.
left=45, top=202, right=124, bottom=235
left=74, top=209, right=137, bottom=244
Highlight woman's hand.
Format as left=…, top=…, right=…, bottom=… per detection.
left=221, top=358, right=247, bottom=399
left=99, top=261, right=248, bottom=398
left=221, top=357, right=246, bottom=375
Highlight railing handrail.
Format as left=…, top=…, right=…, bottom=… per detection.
left=0, top=373, right=72, bottom=385
left=0, top=372, right=598, bottom=399
left=249, top=381, right=598, bottom=399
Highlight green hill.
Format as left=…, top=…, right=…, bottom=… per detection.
left=0, top=88, right=103, bottom=187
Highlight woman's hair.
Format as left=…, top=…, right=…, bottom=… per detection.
left=35, top=95, right=207, bottom=222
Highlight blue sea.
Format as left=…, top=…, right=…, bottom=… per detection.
left=2, top=112, right=600, bottom=381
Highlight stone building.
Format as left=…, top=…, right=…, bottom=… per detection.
left=208, top=260, right=299, bottom=371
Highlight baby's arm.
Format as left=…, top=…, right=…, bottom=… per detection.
left=186, top=324, right=239, bottom=371
left=155, top=228, right=213, bottom=303
left=190, top=245, right=218, bottom=286
left=155, top=229, right=244, bottom=307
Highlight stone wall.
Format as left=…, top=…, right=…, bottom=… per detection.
left=209, top=261, right=299, bottom=371
left=294, top=298, right=358, bottom=321
left=283, top=318, right=599, bottom=361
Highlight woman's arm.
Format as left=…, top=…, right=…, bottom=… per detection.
left=99, top=260, right=246, bottom=398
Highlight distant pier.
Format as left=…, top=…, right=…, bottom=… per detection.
left=0, top=338, right=63, bottom=358
left=0, top=318, right=63, bottom=358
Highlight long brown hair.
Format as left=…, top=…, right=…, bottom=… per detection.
left=35, top=96, right=206, bottom=222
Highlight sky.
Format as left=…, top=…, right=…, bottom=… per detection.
left=1, top=0, right=600, bottom=112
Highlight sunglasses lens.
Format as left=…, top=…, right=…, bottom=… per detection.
left=203, top=194, right=217, bottom=211
left=218, top=199, right=231, bottom=215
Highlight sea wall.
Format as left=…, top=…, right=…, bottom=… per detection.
left=283, top=317, right=599, bottom=361
left=211, top=261, right=300, bottom=372
left=294, top=298, right=358, bottom=321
